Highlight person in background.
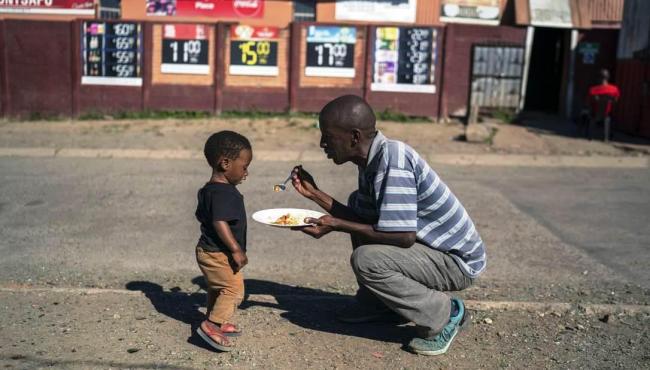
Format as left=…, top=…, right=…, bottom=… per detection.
left=581, top=69, right=620, bottom=140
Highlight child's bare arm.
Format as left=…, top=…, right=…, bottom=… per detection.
left=213, top=220, right=248, bottom=272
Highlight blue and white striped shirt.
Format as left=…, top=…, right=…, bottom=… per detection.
left=351, top=131, right=486, bottom=278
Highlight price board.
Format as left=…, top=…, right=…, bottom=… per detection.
left=305, top=26, right=356, bottom=78
left=229, top=25, right=279, bottom=76
left=161, top=24, right=209, bottom=75
left=81, top=22, right=143, bottom=86
left=371, top=27, right=437, bottom=93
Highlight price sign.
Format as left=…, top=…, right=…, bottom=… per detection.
left=372, top=27, right=437, bottom=93
left=161, top=24, right=210, bottom=75
left=81, top=21, right=143, bottom=86
left=397, top=28, right=434, bottom=85
left=229, top=25, right=280, bottom=76
left=305, top=26, right=356, bottom=78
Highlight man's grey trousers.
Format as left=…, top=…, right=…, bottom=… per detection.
left=351, top=242, right=473, bottom=335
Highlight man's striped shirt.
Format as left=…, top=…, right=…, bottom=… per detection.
left=350, top=131, right=486, bottom=278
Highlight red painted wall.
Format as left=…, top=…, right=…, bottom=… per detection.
left=2, top=20, right=72, bottom=118
left=615, top=59, right=650, bottom=138
left=441, top=23, right=527, bottom=118
left=0, top=19, right=542, bottom=123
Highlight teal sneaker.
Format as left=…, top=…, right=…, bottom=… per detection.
left=407, top=298, right=470, bottom=356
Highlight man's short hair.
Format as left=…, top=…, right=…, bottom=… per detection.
left=319, top=95, right=376, bottom=133
left=204, top=130, right=251, bottom=169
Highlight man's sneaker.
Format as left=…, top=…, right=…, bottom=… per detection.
left=197, top=320, right=234, bottom=352
left=407, top=298, right=470, bottom=356
left=336, top=302, right=407, bottom=324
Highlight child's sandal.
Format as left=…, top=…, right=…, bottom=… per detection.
left=197, top=320, right=234, bottom=352
left=220, top=322, right=242, bottom=337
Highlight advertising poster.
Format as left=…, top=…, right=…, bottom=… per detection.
left=81, top=21, right=143, bottom=86
left=440, top=0, right=501, bottom=25
left=305, top=26, right=356, bottom=78
left=229, top=25, right=279, bottom=76
left=0, top=0, right=94, bottom=15
left=578, top=43, right=599, bottom=65
left=372, top=27, right=437, bottom=93
left=529, top=0, right=573, bottom=28
left=335, top=0, right=416, bottom=24
left=161, top=24, right=209, bottom=74
left=146, top=0, right=264, bottom=18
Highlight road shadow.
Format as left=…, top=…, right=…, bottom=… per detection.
left=514, top=111, right=650, bottom=148
left=126, top=278, right=416, bottom=349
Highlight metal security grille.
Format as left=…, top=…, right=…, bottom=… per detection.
left=469, top=44, right=525, bottom=109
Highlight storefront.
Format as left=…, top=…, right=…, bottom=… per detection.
left=438, top=0, right=527, bottom=119
left=514, top=0, right=592, bottom=117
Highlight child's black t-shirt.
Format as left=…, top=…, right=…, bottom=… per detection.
left=195, top=182, right=247, bottom=253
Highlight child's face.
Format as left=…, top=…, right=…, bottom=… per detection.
left=222, top=149, right=253, bottom=185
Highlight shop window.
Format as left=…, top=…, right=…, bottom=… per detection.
left=99, top=0, right=121, bottom=19
left=294, top=0, right=316, bottom=22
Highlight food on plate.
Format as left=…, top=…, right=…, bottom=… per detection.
left=272, top=213, right=301, bottom=226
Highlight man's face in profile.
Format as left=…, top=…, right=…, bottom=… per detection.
left=319, top=121, right=351, bottom=165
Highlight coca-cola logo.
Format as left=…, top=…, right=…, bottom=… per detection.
left=233, top=0, right=262, bottom=18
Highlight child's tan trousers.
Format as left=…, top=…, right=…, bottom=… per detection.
left=196, top=247, right=245, bottom=324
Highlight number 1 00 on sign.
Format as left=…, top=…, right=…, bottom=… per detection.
left=162, top=39, right=209, bottom=74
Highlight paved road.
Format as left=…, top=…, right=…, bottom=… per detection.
left=0, top=156, right=648, bottom=298
left=1, top=156, right=649, bottom=369
left=470, top=166, right=650, bottom=289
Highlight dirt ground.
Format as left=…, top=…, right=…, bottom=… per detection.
left=0, top=114, right=648, bottom=158
left=1, top=290, right=648, bottom=370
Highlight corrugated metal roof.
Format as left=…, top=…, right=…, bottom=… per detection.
left=589, top=0, right=624, bottom=23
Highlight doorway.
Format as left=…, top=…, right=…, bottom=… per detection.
left=525, top=28, right=567, bottom=112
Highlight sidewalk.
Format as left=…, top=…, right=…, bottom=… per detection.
left=0, top=118, right=650, bottom=166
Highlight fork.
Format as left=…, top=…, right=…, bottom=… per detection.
left=273, top=173, right=292, bottom=192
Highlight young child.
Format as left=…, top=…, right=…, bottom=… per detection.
left=195, top=130, right=252, bottom=352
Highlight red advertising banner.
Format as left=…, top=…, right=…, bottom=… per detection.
left=0, top=0, right=94, bottom=15
left=147, top=0, right=264, bottom=18
left=230, top=24, right=278, bottom=40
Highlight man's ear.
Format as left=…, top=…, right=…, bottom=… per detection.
left=351, top=129, right=362, bottom=145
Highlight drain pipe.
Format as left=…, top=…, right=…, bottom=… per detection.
left=519, top=26, right=534, bottom=112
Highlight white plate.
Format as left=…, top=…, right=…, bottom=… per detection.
left=252, top=208, right=326, bottom=228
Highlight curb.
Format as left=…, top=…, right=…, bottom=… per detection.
left=1, top=286, right=648, bottom=316
left=0, top=147, right=648, bottom=168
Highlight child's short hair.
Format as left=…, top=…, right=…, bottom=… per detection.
left=204, top=131, right=251, bottom=169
